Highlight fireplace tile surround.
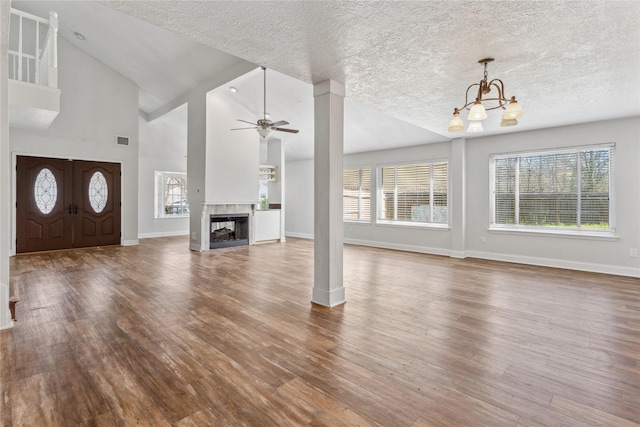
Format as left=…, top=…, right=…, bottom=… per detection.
left=194, top=203, right=256, bottom=251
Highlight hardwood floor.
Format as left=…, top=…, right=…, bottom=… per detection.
left=1, top=236, right=639, bottom=426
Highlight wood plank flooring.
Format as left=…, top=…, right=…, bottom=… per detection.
left=1, top=236, right=639, bottom=426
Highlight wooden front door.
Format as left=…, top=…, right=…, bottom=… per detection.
left=16, top=156, right=121, bottom=253
left=16, top=157, right=73, bottom=253
left=72, top=160, right=121, bottom=248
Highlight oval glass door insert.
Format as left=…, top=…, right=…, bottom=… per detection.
left=88, top=171, right=108, bottom=213
left=34, top=168, right=58, bottom=214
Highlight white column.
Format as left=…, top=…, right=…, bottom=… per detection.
left=450, top=137, right=466, bottom=258
left=187, top=92, right=207, bottom=251
left=267, top=138, right=286, bottom=241
left=0, top=2, right=13, bottom=329
left=312, top=80, right=345, bottom=307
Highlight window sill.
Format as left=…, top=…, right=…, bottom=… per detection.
left=344, top=220, right=372, bottom=224
left=156, top=215, right=190, bottom=220
left=376, top=220, right=450, bottom=231
left=488, top=226, right=619, bottom=241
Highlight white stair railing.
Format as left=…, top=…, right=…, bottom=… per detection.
left=8, top=8, right=58, bottom=88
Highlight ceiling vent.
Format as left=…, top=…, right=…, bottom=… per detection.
left=116, top=135, right=130, bottom=146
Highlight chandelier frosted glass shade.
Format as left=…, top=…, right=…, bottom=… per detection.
left=447, top=112, right=464, bottom=132
left=500, top=117, right=518, bottom=127
left=468, top=102, right=487, bottom=121
left=448, top=58, right=523, bottom=133
left=503, top=99, right=524, bottom=119
left=467, top=120, right=484, bottom=133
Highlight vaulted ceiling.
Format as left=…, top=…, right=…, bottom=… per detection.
left=12, top=1, right=640, bottom=160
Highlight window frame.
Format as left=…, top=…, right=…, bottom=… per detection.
left=489, top=143, right=616, bottom=237
left=155, top=171, right=189, bottom=219
left=375, top=159, right=449, bottom=228
left=343, top=167, right=371, bottom=222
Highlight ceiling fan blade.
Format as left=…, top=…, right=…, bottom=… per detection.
left=270, top=120, right=289, bottom=127
left=231, top=127, right=258, bottom=130
left=273, top=127, right=299, bottom=134
left=237, top=119, right=258, bottom=126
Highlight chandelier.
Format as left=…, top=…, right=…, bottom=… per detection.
left=448, top=58, right=523, bottom=133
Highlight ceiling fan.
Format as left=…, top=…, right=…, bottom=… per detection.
left=231, top=66, right=299, bottom=139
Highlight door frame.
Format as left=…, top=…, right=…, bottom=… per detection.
left=11, top=152, right=125, bottom=256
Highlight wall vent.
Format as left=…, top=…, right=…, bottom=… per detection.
left=116, top=136, right=130, bottom=146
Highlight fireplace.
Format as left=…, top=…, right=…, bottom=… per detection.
left=210, top=214, right=249, bottom=249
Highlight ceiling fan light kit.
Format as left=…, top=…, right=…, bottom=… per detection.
left=231, top=66, right=299, bottom=139
left=448, top=58, right=524, bottom=133
left=257, top=128, right=272, bottom=139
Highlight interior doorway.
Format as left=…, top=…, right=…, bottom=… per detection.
left=16, top=156, right=121, bottom=253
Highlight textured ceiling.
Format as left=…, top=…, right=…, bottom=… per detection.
left=215, top=67, right=443, bottom=160
left=10, top=1, right=640, bottom=160
left=100, top=0, right=640, bottom=138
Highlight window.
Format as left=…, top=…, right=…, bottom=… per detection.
left=343, top=168, right=371, bottom=221
left=34, top=167, right=57, bottom=214
left=258, top=181, right=269, bottom=210
left=377, top=161, right=448, bottom=225
left=490, top=144, right=614, bottom=232
left=155, top=171, right=188, bottom=218
left=88, top=171, right=108, bottom=213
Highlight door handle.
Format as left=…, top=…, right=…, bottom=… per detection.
left=68, top=204, right=73, bottom=214
left=74, top=204, right=78, bottom=214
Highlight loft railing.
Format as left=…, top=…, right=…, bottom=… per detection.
left=8, top=8, right=58, bottom=88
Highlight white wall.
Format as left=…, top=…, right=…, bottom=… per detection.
left=10, top=38, right=140, bottom=247
left=286, top=143, right=453, bottom=254
left=285, top=158, right=314, bottom=238
left=205, top=90, right=259, bottom=204
left=465, top=117, right=640, bottom=277
left=187, top=87, right=262, bottom=250
left=342, top=143, right=453, bottom=255
left=285, top=117, right=640, bottom=277
left=138, top=104, right=189, bottom=238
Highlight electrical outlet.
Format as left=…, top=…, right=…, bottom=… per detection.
left=480, top=236, right=486, bottom=244
left=630, top=248, right=638, bottom=258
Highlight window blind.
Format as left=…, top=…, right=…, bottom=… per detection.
left=490, top=144, right=614, bottom=231
left=343, top=168, right=370, bottom=221
left=377, top=161, right=448, bottom=225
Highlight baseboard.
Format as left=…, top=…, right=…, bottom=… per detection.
left=466, top=250, right=640, bottom=278
left=122, top=239, right=139, bottom=247
left=284, top=234, right=638, bottom=278
left=189, top=243, right=203, bottom=252
left=0, top=321, right=14, bottom=330
left=285, top=235, right=455, bottom=258
left=312, top=285, right=346, bottom=307
left=344, top=238, right=451, bottom=257
left=285, top=232, right=314, bottom=240
left=449, top=250, right=467, bottom=259
left=138, top=231, right=189, bottom=239
left=0, top=283, right=13, bottom=330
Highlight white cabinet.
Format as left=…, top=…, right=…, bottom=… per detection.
left=254, top=210, right=281, bottom=242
